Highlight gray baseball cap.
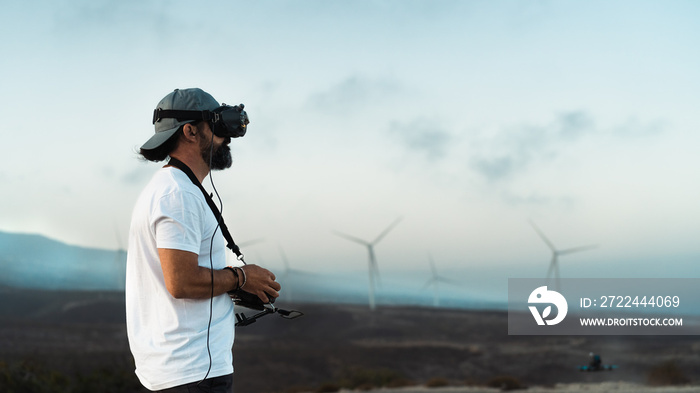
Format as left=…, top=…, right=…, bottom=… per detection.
left=141, top=88, right=220, bottom=150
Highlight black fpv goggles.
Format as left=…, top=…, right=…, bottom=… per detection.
left=153, top=104, right=249, bottom=138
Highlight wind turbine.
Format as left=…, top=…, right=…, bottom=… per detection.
left=333, top=217, right=403, bottom=310
left=278, top=246, right=314, bottom=302
left=423, top=255, right=459, bottom=307
left=529, top=220, right=597, bottom=292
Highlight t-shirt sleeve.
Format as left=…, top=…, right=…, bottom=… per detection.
left=151, top=190, right=204, bottom=255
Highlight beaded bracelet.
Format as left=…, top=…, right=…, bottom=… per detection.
left=223, top=266, right=240, bottom=291
left=235, top=266, right=247, bottom=289
left=225, top=266, right=247, bottom=291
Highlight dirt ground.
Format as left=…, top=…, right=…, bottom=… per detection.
left=1, top=288, right=699, bottom=392
left=336, top=384, right=700, bottom=393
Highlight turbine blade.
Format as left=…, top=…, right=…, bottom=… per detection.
left=529, top=219, right=557, bottom=252
left=332, top=230, right=370, bottom=246
left=372, top=217, right=403, bottom=245
left=558, top=244, right=598, bottom=255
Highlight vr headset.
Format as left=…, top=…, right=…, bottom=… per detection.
left=153, top=104, right=249, bottom=138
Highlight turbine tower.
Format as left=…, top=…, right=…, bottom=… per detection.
left=423, top=255, right=458, bottom=307
left=278, top=246, right=310, bottom=302
left=114, top=227, right=127, bottom=291
left=333, top=217, right=403, bottom=310
left=529, top=220, right=597, bottom=292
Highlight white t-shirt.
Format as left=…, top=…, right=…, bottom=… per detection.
left=126, top=167, right=235, bottom=391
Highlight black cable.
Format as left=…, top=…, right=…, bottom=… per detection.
left=197, top=132, right=220, bottom=392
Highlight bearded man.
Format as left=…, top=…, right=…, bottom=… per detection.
left=126, top=88, right=281, bottom=392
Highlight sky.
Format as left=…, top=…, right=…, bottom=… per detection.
left=1, top=1, right=699, bottom=289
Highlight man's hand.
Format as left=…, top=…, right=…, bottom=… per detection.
left=240, top=264, right=281, bottom=303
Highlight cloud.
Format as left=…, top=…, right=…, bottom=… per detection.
left=472, top=156, right=515, bottom=180
left=466, top=110, right=670, bottom=210
left=43, top=0, right=205, bottom=52
left=389, top=119, right=453, bottom=162
left=307, top=75, right=401, bottom=114
left=49, top=0, right=154, bottom=34
left=470, top=110, right=596, bottom=182
left=612, top=117, right=667, bottom=137
left=557, top=111, right=594, bottom=140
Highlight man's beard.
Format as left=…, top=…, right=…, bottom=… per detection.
left=201, top=139, right=232, bottom=170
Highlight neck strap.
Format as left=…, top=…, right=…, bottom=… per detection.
left=167, top=157, right=245, bottom=263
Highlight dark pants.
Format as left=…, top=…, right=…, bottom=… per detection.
left=155, top=374, right=233, bottom=393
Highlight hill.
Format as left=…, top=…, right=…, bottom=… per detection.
left=0, top=231, right=125, bottom=290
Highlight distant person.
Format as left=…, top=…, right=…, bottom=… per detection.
left=589, top=352, right=602, bottom=370
left=126, top=88, right=281, bottom=392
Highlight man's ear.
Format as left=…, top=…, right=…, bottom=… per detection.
left=182, top=123, right=198, bottom=142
